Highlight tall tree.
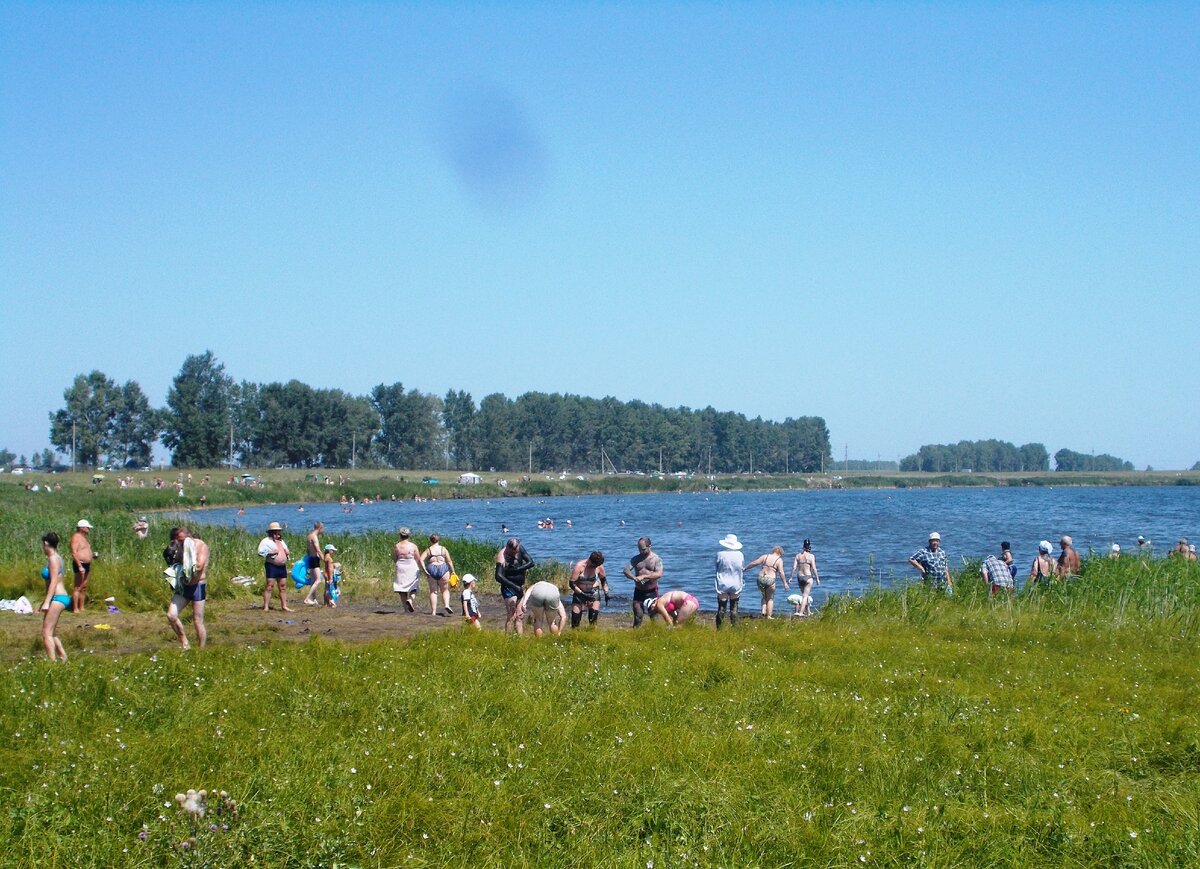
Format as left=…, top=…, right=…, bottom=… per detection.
left=162, top=351, right=233, bottom=467
left=443, top=389, right=478, bottom=470
left=49, top=370, right=120, bottom=467
left=0, top=447, right=14, bottom=468
left=107, top=381, right=161, bottom=467
left=370, top=383, right=444, bottom=469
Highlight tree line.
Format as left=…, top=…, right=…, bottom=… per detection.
left=900, top=440, right=1133, bottom=473
left=41, top=351, right=833, bottom=472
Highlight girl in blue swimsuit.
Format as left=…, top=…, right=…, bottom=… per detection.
left=39, top=531, right=69, bottom=661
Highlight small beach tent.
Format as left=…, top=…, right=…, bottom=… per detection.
left=458, top=473, right=482, bottom=485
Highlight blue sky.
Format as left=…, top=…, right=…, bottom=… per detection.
left=2, top=2, right=1197, bottom=468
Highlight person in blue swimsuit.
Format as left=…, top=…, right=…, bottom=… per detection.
left=38, top=532, right=69, bottom=661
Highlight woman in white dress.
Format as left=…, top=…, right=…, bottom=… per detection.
left=393, top=527, right=424, bottom=612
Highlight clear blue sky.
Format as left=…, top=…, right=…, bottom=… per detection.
left=2, top=2, right=1197, bottom=468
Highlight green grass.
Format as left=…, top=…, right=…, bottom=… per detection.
left=2, top=558, right=1199, bottom=867
left=2, top=476, right=1198, bottom=866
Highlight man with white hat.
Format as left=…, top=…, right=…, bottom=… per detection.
left=69, top=519, right=96, bottom=613
left=909, top=532, right=952, bottom=593
left=257, top=521, right=293, bottom=612
left=714, top=533, right=745, bottom=628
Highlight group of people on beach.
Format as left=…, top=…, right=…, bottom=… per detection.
left=34, top=514, right=1197, bottom=659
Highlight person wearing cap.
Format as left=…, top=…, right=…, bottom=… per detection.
left=321, top=543, right=340, bottom=606
left=1056, top=535, right=1081, bottom=578
left=257, top=522, right=293, bottom=612
left=69, top=519, right=96, bottom=613
left=515, top=580, right=567, bottom=636
left=714, top=533, right=745, bottom=628
left=1109, top=543, right=1121, bottom=560
left=496, top=537, right=535, bottom=632
left=623, top=536, right=663, bottom=628
left=1136, top=535, right=1151, bottom=558
left=1029, top=541, right=1055, bottom=585
left=132, top=516, right=149, bottom=540
left=393, top=528, right=425, bottom=613
left=909, top=532, right=952, bottom=593
left=1170, top=538, right=1192, bottom=559
left=459, top=573, right=481, bottom=629
left=301, top=522, right=326, bottom=606
left=790, top=539, right=821, bottom=617
left=981, top=543, right=1014, bottom=597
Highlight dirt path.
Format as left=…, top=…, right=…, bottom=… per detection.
left=0, top=592, right=526, bottom=660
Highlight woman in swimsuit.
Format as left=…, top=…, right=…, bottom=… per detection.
left=39, top=532, right=69, bottom=661
left=646, top=590, right=700, bottom=627
left=421, top=533, right=456, bottom=616
left=393, top=527, right=425, bottom=613
left=568, top=551, right=608, bottom=628
left=744, top=545, right=788, bottom=619
left=1028, top=541, right=1055, bottom=588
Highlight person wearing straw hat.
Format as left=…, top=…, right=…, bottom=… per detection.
left=257, top=521, right=293, bottom=612
left=69, top=519, right=96, bottom=613
left=714, top=533, right=745, bottom=628
left=909, top=532, right=952, bottom=593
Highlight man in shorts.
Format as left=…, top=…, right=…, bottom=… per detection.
left=516, top=580, right=567, bottom=637
left=167, top=527, right=209, bottom=649
left=302, top=521, right=325, bottom=606
left=70, top=519, right=95, bottom=613
left=259, top=521, right=293, bottom=612
left=623, top=537, right=662, bottom=628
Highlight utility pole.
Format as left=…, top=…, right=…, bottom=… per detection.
left=659, top=447, right=663, bottom=474
left=229, top=424, right=234, bottom=469
left=71, top=421, right=76, bottom=472
left=351, top=432, right=356, bottom=470
left=844, top=443, right=848, bottom=473
left=528, top=442, right=533, bottom=475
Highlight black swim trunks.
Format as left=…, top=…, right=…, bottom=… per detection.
left=265, top=561, right=287, bottom=581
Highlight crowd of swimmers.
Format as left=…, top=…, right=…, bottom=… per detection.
left=33, top=516, right=1199, bottom=660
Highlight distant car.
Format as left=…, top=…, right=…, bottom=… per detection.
left=11, top=467, right=24, bottom=475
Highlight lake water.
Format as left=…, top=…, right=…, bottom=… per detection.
left=197, top=486, right=1199, bottom=612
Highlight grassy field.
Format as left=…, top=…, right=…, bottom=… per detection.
left=1, top=475, right=1198, bottom=866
